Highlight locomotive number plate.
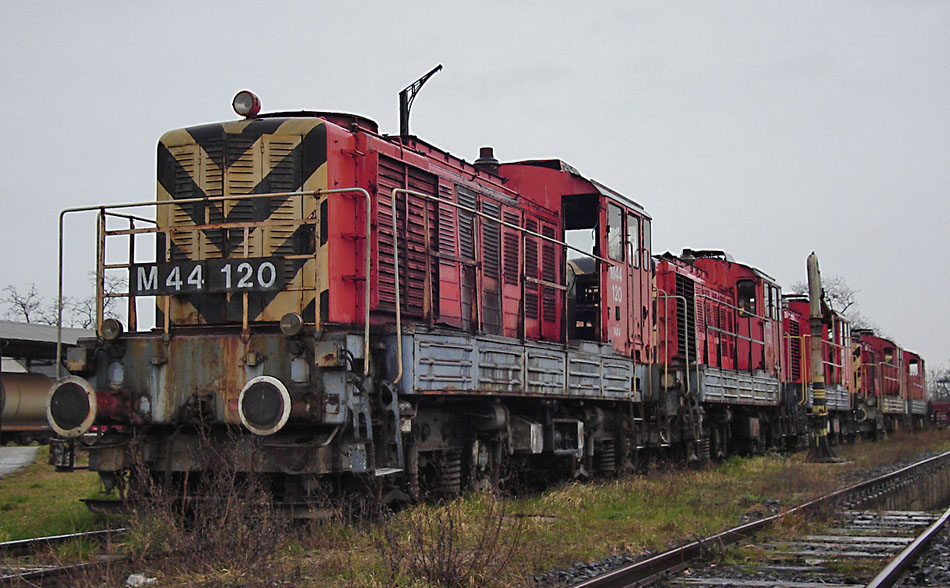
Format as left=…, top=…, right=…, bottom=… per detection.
left=130, top=258, right=285, bottom=295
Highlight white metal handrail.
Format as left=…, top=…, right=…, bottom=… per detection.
left=57, top=187, right=373, bottom=378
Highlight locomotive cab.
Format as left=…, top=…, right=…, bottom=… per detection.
left=562, top=189, right=653, bottom=361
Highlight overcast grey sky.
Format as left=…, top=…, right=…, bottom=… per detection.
left=1, top=1, right=947, bottom=369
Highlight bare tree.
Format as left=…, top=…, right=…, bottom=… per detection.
left=66, top=274, right=128, bottom=329
left=789, top=275, right=857, bottom=314
left=2, top=283, right=45, bottom=323
left=3, top=274, right=127, bottom=329
left=929, top=363, right=950, bottom=402
left=789, top=275, right=876, bottom=331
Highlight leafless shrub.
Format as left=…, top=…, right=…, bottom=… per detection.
left=122, top=428, right=290, bottom=577
left=375, top=494, right=526, bottom=588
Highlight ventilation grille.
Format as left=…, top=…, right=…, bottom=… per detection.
left=502, top=211, right=520, bottom=286
left=525, top=219, right=539, bottom=319
left=675, top=274, right=696, bottom=361
left=788, top=320, right=801, bottom=381
left=541, top=224, right=557, bottom=323
left=376, top=155, right=437, bottom=315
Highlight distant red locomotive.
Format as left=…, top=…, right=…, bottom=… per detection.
left=783, top=296, right=854, bottom=439
left=44, top=90, right=929, bottom=509
left=852, top=331, right=928, bottom=434
left=654, top=250, right=787, bottom=458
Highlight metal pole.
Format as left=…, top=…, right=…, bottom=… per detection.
left=806, top=252, right=838, bottom=461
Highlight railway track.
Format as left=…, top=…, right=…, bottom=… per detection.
left=0, top=528, right=128, bottom=586
left=657, top=509, right=941, bottom=587
left=571, top=450, right=950, bottom=588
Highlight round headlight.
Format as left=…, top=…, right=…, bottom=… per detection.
left=47, top=376, right=97, bottom=438
left=232, top=90, right=261, bottom=117
left=100, top=318, right=123, bottom=341
left=280, top=312, right=304, bottom=337
left=238, top=376, right=291, bottom=436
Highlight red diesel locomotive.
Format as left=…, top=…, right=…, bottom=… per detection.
left=45, top=91, right=928, bottom=507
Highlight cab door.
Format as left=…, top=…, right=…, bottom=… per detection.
left=603, top=200, right=628, bottom=351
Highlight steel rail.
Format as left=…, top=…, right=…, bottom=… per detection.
left=865, top=503, right=950, bottom=588
left=1, top=556, right=131, bottom=586
left=0, top=528, right=126, bottom=556
left=571, top=449, right=950, bottom=588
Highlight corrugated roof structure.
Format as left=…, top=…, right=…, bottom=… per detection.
left=0, top=321, right=93, bottom=360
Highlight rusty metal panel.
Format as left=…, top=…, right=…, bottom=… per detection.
left=476, top=342, right=523, bottom=392
left=314, top=340, right=345, bottom=367
left=825, top=383, right=850, bottom=411
left=123, top=333, right=291, bottom=426
left=602, top=357, right=633, bottom=400
left=882, top=396, right=905, bottom=414
left=524, top=345, right=565, bottom=395
left=567, top=349, right=601, bottom=397
left=412, top=334, right=475, bottom=392
left=699, top=366, right=779, bottom=406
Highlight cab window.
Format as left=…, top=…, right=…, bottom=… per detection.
left=607, top=202, right=624, bottom=260
left=737, top=280, right=756, bottom=315
left=884, top=347, right=894, bottom=364
left=627, top=213, right=639, bottom=268
left=642, top=219, right=652, bottom=268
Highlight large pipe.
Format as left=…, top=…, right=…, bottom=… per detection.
left=1, top=373, right=53, bottom=429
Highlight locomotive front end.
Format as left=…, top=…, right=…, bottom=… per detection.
left=48, top=105, right=378, bottom=501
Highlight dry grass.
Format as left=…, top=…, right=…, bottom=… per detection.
left=117, top=430, right=292, bottom=586
left=4, top=429, right=949, bottom=587
left=374, top=494, right=526, bottom=588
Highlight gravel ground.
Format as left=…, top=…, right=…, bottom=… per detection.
left=532, top=553, right=647, bottom=587
left=894, top=521, right=950, bottom=587
left=836, top=450, right=941, bottom=485
left=531, top=450, right=944, bottom=588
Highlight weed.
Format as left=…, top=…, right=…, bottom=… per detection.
left=375, top=493, right=526, bottom=588
left=122, top=427, right=292, bottom=580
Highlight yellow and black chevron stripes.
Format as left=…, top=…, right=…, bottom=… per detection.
left=155, top=118, right=327, bottom=326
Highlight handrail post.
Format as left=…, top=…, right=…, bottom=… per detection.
left=55, top=188, right=373, bottom=380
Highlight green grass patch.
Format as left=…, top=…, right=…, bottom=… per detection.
left=0, top=446, right=109, bottom=541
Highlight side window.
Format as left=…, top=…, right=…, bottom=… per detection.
left=737, top=279, right=756, bottom=315
left=642, top=218, right=652, bottom=268
left=909, top=359, right=919, bottom=376
left=768, top=285, right=780, bottom=319
left=627, top=213, right=639, bottom=268
left=607, top=202, right=624, bottom=261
